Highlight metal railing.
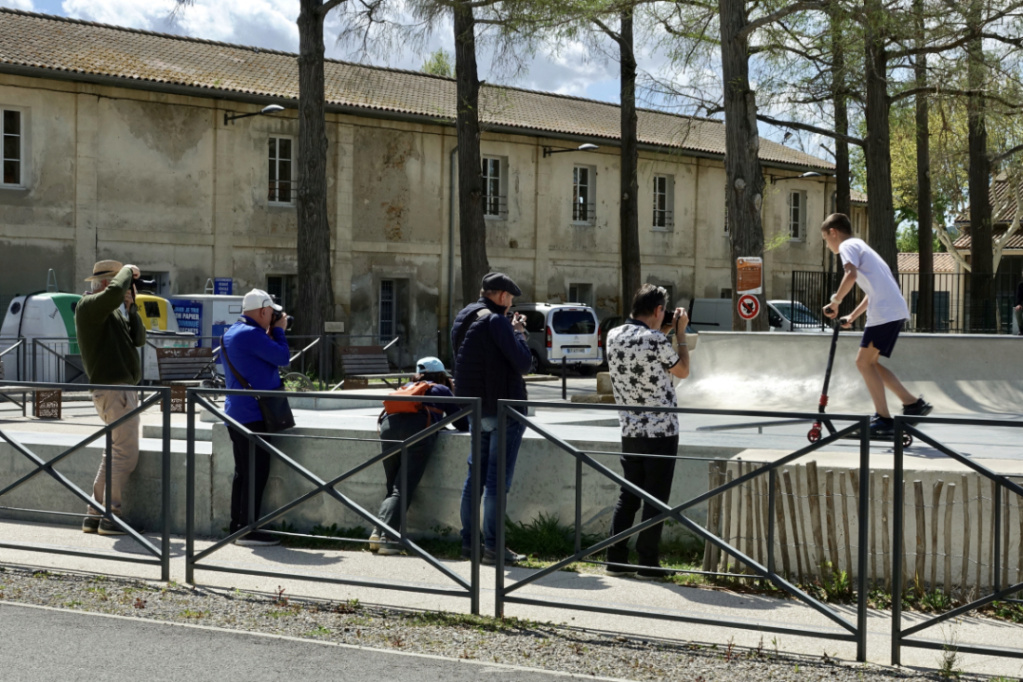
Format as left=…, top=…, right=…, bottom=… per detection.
left=0, top=381, right=172, bottom=580
left=892, top=414, right=1023, bottom=664
left=493, top=400, right=874, bottom=662
left=184, top=386, right=485, bottom=613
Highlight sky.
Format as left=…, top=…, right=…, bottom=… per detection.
left=2, top=0, right=630, bottom=104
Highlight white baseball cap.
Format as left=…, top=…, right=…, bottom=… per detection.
left=242, top=288, right=282, bottom=313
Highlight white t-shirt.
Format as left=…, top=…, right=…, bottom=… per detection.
left=838, top=238, right=909, bottom=327
left=606, top=321, right=680, bottom=438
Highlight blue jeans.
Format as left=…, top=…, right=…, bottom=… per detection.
left=459, top=415, right=526, bottom=551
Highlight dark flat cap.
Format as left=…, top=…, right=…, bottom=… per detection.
left=481, top=272, right=522, bottom=297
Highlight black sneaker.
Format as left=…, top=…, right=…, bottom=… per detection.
left=98, top=516, right=127, bottom=536
left=82, top=515, right=100, bottom=534
left=869, top=416, right=894, bottom=439
left=902, top=398, right=933, bottom=421
left=235, top=531, right=280, bottom=547
left=482, top=547, right=526, bottom=565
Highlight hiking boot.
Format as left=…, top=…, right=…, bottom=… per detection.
left=82, top=515, right=100, bottom=534
left=235, top=531, right=280, bottom=547
left=98, top=515, right=128, bottom=536
left=902, top=398, right=933, bottom=422
left=482, top=547, right=526, bottom=566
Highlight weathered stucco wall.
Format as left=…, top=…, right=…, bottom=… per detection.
left=0, top=71, right=832, bottom=360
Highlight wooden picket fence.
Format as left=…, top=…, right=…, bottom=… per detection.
left=701, top=460, right=1023, bottom=592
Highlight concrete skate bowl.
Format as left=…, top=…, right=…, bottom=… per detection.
left=678, top=331, right=1023, bottom=416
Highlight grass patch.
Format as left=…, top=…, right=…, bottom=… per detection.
left=504, top=512, right=602, bottom=560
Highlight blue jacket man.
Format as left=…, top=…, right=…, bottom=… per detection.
left=221, top=288, right=291, bottom=547
left=450, top=272, right=531, bottom=565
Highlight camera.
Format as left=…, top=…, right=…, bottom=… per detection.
left=271, top=309, right=294, bottom=332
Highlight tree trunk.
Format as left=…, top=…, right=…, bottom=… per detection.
left=863, top=0, right=898, bottom=276
left=914, top=0, right=934, bottom=332
left=830, top=6, right=849, bottom=217
left=296, top=0, right=336, bottom=373
left=619, top=9, right=641, bottom=307
left=719, top=0, right=766, bottom=330
left=966, top=5, right=993, bottom=332
left=453, top=1, right=489, bottom=306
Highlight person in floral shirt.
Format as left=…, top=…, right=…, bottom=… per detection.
left=605, top=284, right=690, bottom=579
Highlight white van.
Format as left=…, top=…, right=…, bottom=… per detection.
left=509, top=302, right=602, bottom=374
left=687, top=298, right=733, bottom=332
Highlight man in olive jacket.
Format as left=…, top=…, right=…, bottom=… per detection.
left=74, top=260, right=146, bottom=535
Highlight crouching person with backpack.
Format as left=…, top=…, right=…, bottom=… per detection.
left=370, top=357, right=469, bottom=555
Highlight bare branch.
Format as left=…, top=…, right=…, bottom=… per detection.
left=757, top=113, right=865, bottom=146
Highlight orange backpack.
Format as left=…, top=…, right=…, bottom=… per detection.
left=381, top=381, right=443, bottom=420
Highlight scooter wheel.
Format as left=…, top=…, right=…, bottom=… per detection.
left=901, top=432, right=913, bottom=448
left=807, top=428, right=821, bottom=443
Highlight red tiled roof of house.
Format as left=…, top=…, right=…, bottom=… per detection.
left=0, top=8, right=834, bottom=171
left=897, top=252, right=957, bottom=273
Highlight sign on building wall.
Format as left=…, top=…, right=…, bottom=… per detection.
left=171, top=300, right=203, bottom=338
left=214, top=278, right=233, bottom=295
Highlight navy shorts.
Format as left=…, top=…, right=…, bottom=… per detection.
left=860, top=319, right=904, bottom=358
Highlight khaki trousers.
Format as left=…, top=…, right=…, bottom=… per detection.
left=89, top=388, right=140, bottom=513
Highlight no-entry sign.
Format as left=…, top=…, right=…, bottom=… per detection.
left=738, top=294, right=760, bottom=320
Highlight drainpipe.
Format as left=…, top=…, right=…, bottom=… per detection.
left=447, top=144, right=458, bottom=365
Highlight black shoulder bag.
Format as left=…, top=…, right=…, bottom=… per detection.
left=220, top=335, right=295, bottom=433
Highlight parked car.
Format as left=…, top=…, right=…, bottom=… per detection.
left=510, top=302, right=602, bottom=374
left=687, top=298, right=733, bottom=332
left=766, top=299, right=827, bottom=332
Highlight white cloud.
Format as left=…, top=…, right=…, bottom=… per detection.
left=0, top=0, right=36, bottom=10
left=54, top=0, right=624, bottom=104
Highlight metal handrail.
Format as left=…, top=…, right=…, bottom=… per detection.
left=494, top=399, right=872, bottom=662
left=892, top=415, right=1023, bottom=664
left=0, top=380, right=172, bottom=580
left=184, top=386, right=484, bottom=614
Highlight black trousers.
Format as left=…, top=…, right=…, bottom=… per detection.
left=229, top=420, right=272, bottom=532
left=606, top=434, right=679, bottom=570
left=377, top=412, right=437, bottom=539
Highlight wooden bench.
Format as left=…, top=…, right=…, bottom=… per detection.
left=156, top=347, right=217, bottom=412
left=339, top=345, right=412, bottom=389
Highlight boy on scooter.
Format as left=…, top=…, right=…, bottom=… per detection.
left=821, top=213, right=932, bottom=437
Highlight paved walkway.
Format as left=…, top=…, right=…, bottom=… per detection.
left=2, top=377, right=1023, bottom=677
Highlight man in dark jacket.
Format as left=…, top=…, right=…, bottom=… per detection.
left=450, top=272, right=531, bottom=565
left=75, top=260, right=146, bottom=535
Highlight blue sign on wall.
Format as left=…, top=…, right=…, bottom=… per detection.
left=169, top=299, right=203, bottom=345
left=214, top=278, right=233, bottom=295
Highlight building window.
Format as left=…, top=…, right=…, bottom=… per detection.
left=568, top=283, right=593, bottom=307
left=266, top=275, right=297, bottom=311
left=573, top=165, right=596, bottom=224
left=268, top=136, right=294, bottom=204
left=653, top=174, right=674, bottom=230
left=2, top=109, right=23, bottom=187
left=482, top=156, right=507, bottom=219
left=789, top=190, right=807, bottom=240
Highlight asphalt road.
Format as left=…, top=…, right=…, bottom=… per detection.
left=0, top=603, right=607, bottom=682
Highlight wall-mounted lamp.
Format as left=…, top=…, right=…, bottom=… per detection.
left=770, top=171, right=823, bottom=184
left=542, top=143, right=600, bottom=158
left=224, top=104, right=286, bottom=126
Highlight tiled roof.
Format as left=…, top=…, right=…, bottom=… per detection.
left=897, top=252, right=957, bottom=273
left=0, top=8, right=833, bottom=171
left=955, top=174, right=1019, bottom=226
left=953, top=225, right=1023, bottom=251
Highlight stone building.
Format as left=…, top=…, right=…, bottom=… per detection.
left=0, top=9, right=855, bottom=361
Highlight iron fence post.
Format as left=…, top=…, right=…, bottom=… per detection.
left=561, top=357, right=567, bottom=400
left=892, top=417, right=905, bottom=666
left=161, top=386, right=171, bottom=582
left=470, top=399, right=481, bottom=616
left=186, top=389, right=196, bottom=585
left=496, top=404, right=508, bottom=618
left=856, top=415, right=870, bottom=663
left=575, top=457, right=583, bottom=556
